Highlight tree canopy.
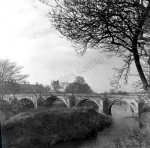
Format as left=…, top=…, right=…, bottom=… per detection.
left=41, top=0, right=150, bottom=92
left=74, top=76, right=85, bottom=84
left=65, top=76, right=93, bottom=94
left=0, top=59, right=28, bottom=99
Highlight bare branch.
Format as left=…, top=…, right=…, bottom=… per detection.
left=0, top=59, right=29, bottom=99
left=43, top=0, right=150, bottom=91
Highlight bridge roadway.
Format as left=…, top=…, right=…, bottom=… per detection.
left=3, top=92, right=142, bottom=114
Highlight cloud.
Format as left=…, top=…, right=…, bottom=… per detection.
left=20, top=22, right=52, bottom=38
left=0, top=0, right=136, bottom=93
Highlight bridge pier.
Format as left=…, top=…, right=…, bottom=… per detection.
left=98, top=107, right=103, bottom=113
left=103, top=98, right=111, bottom=115
left=68, top=95, right=76, bottom=108
left=35, top=100, right=37, bottom=109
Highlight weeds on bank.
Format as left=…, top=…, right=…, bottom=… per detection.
left=103, top=127, right=150, bottom=148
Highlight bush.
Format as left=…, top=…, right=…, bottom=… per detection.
left=2, top=108, right=112, bottom=148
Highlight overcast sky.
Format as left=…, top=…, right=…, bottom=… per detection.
left=0, top=0, right=137, bottom=93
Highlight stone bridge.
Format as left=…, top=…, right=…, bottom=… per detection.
left=4, top=93, right=141, bottom=115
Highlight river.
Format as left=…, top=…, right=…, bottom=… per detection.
left=52, top=102, right=139, bottom=148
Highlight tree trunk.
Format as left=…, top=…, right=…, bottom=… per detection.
left=133, top=43, right=150, bottom=116
left=132, top=1, right=150, bottom=91
left=133, top=43, right=150, bottom=90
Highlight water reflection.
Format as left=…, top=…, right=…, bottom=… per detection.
left=52, top=102, right=138, bottom=148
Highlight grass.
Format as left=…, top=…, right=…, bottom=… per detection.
left=2, top=107, right=112, bottom=148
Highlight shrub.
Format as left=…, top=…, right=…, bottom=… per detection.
left=2, top=108, right=112, bottom=148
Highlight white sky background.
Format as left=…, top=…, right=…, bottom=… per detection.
left=0, top=0, right=137, bottom=93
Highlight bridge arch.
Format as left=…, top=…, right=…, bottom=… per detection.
left=108, top=99, right=137, bottom=115
left=44, top=96, right=69, bottom=108
left=17, top=98, right=35, bottom=108
left=77, top=98, right=101, bottom=112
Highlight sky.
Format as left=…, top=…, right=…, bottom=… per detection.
left=0, top=0, right=137, bottom=93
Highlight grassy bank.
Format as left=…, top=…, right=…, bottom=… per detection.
left=2, top=108, right=112, bottom=148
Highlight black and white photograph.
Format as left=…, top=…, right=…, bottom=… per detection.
left=0, top=0, right=150, bottom=148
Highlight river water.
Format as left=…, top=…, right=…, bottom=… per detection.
left=52, top=102, right=139, bottom=148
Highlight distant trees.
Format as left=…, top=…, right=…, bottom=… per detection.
left=109, top=89, right=116, bottom=94
left=75, top=76, right=85, bottom=84
left=0, top=59, right=28, bottom=100
left=104, top=89, right=129, bottom=95
left=117, top=90, right=129, bottom=95
left=44, top=85, right=51, bottom=92
left=65, top=76, right=93, bottom=94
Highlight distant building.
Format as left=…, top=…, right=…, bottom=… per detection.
left=5, top=83, right=46, bottom=94
left=51, top=80, right=68, bottom=92
left=51, top=80, right=61, bottom=92
left=19, top=84, right=45, bottom=93
left=60, top=82, right=69, bottom=91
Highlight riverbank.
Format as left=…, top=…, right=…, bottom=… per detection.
left=139, top=106, right=150, bottom=130
left=103, top=106, right=150, bottom=148
left=2, top=108, right=112, bottom=148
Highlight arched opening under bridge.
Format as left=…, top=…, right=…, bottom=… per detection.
left=17, top=98, right=35, bottom=111
left=44, top=96, right=68, bottom=108
left=108, top=100, right=136, bottom=115
left=77, top=99, right=100, bottom=112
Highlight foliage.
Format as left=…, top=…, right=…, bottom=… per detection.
left=44, top=85, right=51, bottom=92
left=109, top=89, right=116, bottom=94
left=0, top=59, right=28, bottom=100
left=65, top=82, right=93, bottom=94
left=65, top=76, right=93, bottom=94
left=2, top=108, right=112, bottom=148
left=103, top=125, right=150, bottom=148
left=140, top=112, right=150, bottom=130
left=117, top=90, right=129, bottom=95
left=75, top=76, right=85, bottom=84
left=104, top=89, right=129, bottom=95
left=103, top=111, right=150, bottom=148
left=41, top=0, right=150, bottom=92
left=114, top=128, right=150, bottom=148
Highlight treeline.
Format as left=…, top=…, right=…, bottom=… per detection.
left=104, top=89, right=129, bottom=95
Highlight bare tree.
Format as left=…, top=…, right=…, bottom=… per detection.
left=0, top=59, right=28, bottom=148
left=40, top=0, right=150, bottom=94
left=0, top=59, right=29, bottom=100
